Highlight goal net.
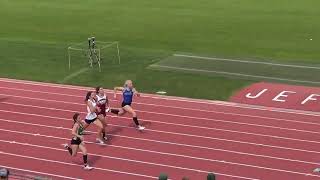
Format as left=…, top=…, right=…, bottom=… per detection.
left=67, top=40, right=120, bottom=72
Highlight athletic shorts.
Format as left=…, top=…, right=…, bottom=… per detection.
left=97, top=111, right=106, bottom=117
left=71, top=137, right=82, bottom=145
left=121, top=102, right=132, bottom=107
left=85, top=118, right=97, bottom=124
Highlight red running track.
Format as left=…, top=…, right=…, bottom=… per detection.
left=0, top=78, right=320, bottom=180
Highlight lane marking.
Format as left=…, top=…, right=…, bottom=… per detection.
left=0, top=137, right=255, bottom=180
left=0, top=151, right=158, bottom=180
left=2, top=100, right=320, bottom=144
left=2, top=86, right=320, bottom=127
left=1, top=77, right=320, bottom=116
left=1, top=109, right=320, bottom=155
left=0, top=165, right=83, bottom=180
left=0, top=117, right=319, bottom=165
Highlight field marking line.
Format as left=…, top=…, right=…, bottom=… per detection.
left=0, top=150, right=158, bottom=180
left=3, top=86, right=320, bottom=126
left=59, top=67, right=89, bottom=83
left=1, top=86, right=320, bottom=128
left=0, top=165, right=83, bottom=180
left=2, top=98, right=320, bottom=144
left=150, top=64, right=320, bottom=84
left=0, top=130, right=317, bottom=179
left=0, top=134, right=313, bottom=179
left=1, top=109, right=320, bottom=156
left=1, top=77, right=320, bottom=116
left=174, top=54, right=320, bottom=70
left=0, top=133, right=255, bottom=180
left=4, top=100, right=320, bottom=136
left=0, top=117, right=318, bottom=166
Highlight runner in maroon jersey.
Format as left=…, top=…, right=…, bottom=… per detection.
left=95, top=86, right=109, bottom=141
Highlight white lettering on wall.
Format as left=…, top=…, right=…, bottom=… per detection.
left=272, top=91, right=296, bottom=102
left=246, top=89, right=268, bottom=99
left=301, top=94, right=320, bottom=105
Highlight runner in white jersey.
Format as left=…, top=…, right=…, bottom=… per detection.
left=95, top=86, right=109, bottom=141
left=83, top=91, right=105, bottom=145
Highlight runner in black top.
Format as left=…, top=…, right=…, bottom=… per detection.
left=62, top=113, right=93, bottom=170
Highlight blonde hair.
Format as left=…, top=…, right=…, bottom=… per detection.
left=124, top=80, right=132, bottom=87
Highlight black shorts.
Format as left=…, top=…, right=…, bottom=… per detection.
left=85, top=118, right=97, bottom=124
left=71, top=137, right=82, bottom=145
left=121, top=102, right=132, bottom=107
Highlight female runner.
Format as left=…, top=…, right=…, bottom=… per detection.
left=110, top=80, right=145, bottom=130
left=95, top=86, right=109, bottom=141
left=83, top=91, right=105, bottom=144
left=63, top=113, right=93, bottom=170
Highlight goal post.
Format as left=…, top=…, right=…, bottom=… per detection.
left=67, top=41, right=121, bottom=72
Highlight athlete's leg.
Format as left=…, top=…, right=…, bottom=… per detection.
left=97, top=114, right=107, bottom=140
left=70, top=145, right=79, bottom=157
left=79, top=143, right=93, bottom=170
left=93, top=120, right=104, bottom=144
left=110, top=108, right=125, bottom=116
left=122, top=105, right=144, bottom=130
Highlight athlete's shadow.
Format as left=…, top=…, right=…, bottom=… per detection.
left=0, top=97, right=9, bottom=102
left=128, top=121, right=151, bottom=134
left=89, top=155, right=102, bottom=166
left=105, top=126, right=124, bottom=144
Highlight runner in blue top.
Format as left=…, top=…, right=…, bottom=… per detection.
left=110, top=80, right=145, bottom=131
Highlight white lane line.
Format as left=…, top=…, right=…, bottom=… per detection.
left=173, top=54, right=320, bottom=70
left=0, top=117, right=319, bottom=166
left=0, top=151, right=158, bottom=180
left=1, top=77, right=320, bottom=116
left=1, top=132, right=317, bottom=179
left=0, top=165, right=83, bottom=180
left=3, top=100, right=320, bottom=136
left=2, top=99, right=320, bottom=145
left=1, top=109, right=320, bottom=155
left=59, top=67, right=89, bottom=83
left=0, top=137, right=255, bottom=180
left=150, top=64, right=320, bottom=85
left=2, top=86, right=320, bottom=127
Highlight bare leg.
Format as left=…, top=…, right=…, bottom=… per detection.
left=79, top=143, right=93, bottom=170
left=98, top=115, right=107, bottom=140
left=122, top=105, right=144, bottom=130
left=93, top=120, right=104, bottom=144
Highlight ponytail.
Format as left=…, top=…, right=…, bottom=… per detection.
left=96, top=86, right=102, bottom=93
left=85, top=91, right=92, bottom=102
left=72, top=113, right=80, bottom=125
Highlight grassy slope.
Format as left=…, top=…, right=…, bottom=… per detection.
left=0, top=0, right=319, bottom=100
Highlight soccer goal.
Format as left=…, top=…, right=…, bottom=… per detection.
left=67, top=37, right=121, bottom=72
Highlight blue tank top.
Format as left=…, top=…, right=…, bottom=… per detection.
left=123, top=88, right=133, bottom=104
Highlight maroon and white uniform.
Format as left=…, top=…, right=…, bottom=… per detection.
left=96, top=94, right=108, bottom=117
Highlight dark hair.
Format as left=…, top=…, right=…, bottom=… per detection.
left=85, top=91, right=92, bottom=102
left=73, top=113, right=80, bottom=124
left=96, top=86, right=102, bottom=93
left=0, top=168, right=9, bottom=178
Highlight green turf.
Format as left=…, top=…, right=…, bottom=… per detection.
left=0, top=0, right=319, bottom=100
left=149, top=54, right=320, bottom=85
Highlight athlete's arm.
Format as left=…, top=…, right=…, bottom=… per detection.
left=86, top=101, right=96, bottom=113
left=114, top=87, right=124, bottom=99
left=133, top=88, right=140, bottom=97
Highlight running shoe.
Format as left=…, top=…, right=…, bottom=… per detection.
left=137, top=125, right=145, bottom=131
left=96, top=138, right=105, bottom=145
left=84, top=164, right=94, bottom=170
left=314, top=168, right=320, bottom=173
